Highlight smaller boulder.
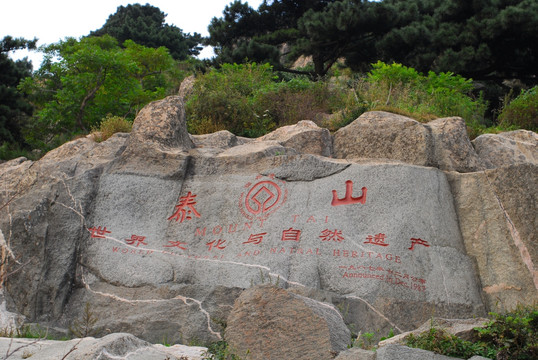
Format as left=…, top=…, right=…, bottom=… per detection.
left=190, top=130, right=251, bottom=150
left=378, top=317, right=489, bottom=347
left=225, top=285, right=350, bottom=360
left=259, top=120, right=333, bottom=157
left=472, top=130, right=538, bottom=168
left=376, top=344, right=465, bottom=360
left=426, top=117, right=485, bottom=172
left=333, top=111, right=430, bottom=165
left=334, top=347, right=376, bottom=360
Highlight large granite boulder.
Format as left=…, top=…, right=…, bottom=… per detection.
left=0, top=333, right=207, bottom=359
left=225, top=285, right=350, bottom=360
left=258, top=119, right=333, bottom=157
left=472, top=130, right=538, bottom=168
left=0, top=97, right=535, bottom=351
left=447, top=164, right=538, bottom=311
left=333, top=111, right=484, bottom=172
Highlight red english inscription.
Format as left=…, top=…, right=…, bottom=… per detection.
left=331, top=180, right=367, bottom=206
left=168, top=192, right=201, bottom=223
left=88, top=226, right=111, bottom=238
left=340, top=265, right=426, bottom=292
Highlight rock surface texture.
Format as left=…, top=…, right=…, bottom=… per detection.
left=0, top=98, right=536, bottom=359
left=226, top=285, right=350, bottom=360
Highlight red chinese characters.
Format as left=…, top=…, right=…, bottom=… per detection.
left=364, top=233, right=389, bottom=247
left=319, top=229, right=344, bottom=242
left=408, top=238, right=430, bottom=250
left=282, top=228, right=301, bottom=242
left=164, top=241, right=188, bottom=250
left=168, top=192, right=201, bottom=223
left=206, top=239, right=227, bottom=251
left=243, top=232, right=267, bottom=245
left=332, top=180, right=367, bottom=206
left=88, top=226, right=111, bottom=238
left=125, top=235, right=147, bottom=247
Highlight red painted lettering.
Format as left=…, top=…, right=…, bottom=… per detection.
left=331, top=180, right=367, bottom=206
left=213, top=225, right=223, bottom=235
left=168, top=192, right=201, bottom=222
left=195, top=228, right=207, bottom=237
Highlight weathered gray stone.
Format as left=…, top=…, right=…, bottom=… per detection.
left=5, top=105, right=520, bottom=347
left=447, top=164, right=538, bottom=311
left=333, top=112, right=484, bottom=172
left=378, top=317, right=489, bottom=346
left=113, top=95, right=193, bottom=178
left=0, top=333, right=207, bottom=360
left=376, top=344, right=463, bottom=360
left=259, top=120, right=333, bottom=157
left=178, top=74, right=196, bottom=100
left=334, top=111, right=430, bottom=165
left=334, top=347, right=376, bottom=360
left=225, top=285, right=350, bottom=360
left=190, top=130, right=251, bottom=151
left=472, top=130, right=538, bottom=168
left=427, top=117, right=485, bottom=172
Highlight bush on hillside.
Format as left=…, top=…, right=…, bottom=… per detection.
left=91, top=114, right=132, bottom=142
left=185, top=63, right=342, bottom=137
left=361, top=61, right=487, bottom=129
left=498, top=86, right=538, bottom=132
left=405, top=304, right=538, bottom=360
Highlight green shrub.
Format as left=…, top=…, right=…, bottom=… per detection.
left=405, top=304, right=538, bottom=359
left=91, top=114, right=132, bottom=142
left=255, top=77, right=336, bottom=127
left=498, top=86, right=538, bottom=131
left=360, top=61, right=487, bottom=130
left=406, top=326, right=494, bottom=359
left=185, top=63, right=346, bottom=137
left=185, top=63, right=277, bottom=137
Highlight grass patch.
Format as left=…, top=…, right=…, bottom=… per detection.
left=405, top=304, right=538, bottom=359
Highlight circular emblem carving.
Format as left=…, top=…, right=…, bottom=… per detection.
left=239, top=177, right=287, bottom=220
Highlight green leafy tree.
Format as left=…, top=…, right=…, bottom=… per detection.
left=19, top=35, right=178, bottom=150
left=0, top=36, right=36, bottom=158
left=91, top=3, right=202, bottom=60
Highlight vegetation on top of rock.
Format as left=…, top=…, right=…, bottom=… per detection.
left=1, top=1, right=537, bottom=161
left=405, top=304, right=538, bottom=360
left=498, top=86, right=538, bottom=132
left=185, top=61, right=490, bottom=138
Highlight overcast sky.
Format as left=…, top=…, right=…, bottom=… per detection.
left=1, top=0, right=264, bottom=68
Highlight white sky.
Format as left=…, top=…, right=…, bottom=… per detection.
left=1, top=0, right=264, bottom=68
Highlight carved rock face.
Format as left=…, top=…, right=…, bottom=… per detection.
left=0, top=98, right=535, bottom=348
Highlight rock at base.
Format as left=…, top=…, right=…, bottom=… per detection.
left=225, top=285, right=350, bottom=360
